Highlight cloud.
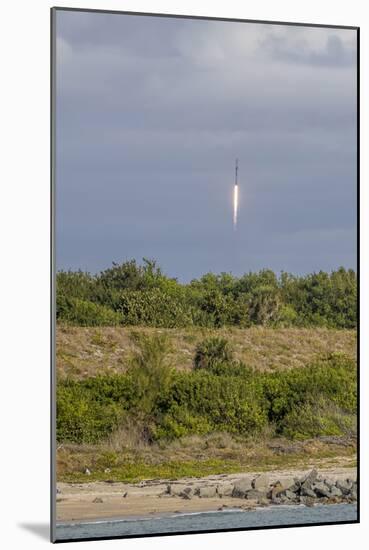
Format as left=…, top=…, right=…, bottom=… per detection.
left=55, top=10, right=357, bottom=279
left=259, top=29, right=356, bottom=67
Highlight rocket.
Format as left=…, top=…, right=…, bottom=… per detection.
left=233, top=158, right=239, bottom=229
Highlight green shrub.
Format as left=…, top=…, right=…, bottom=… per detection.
left=128, top=332, right=174, bottom=417
left=194, top=337, right=234, bottom=371
left=119, top=288, right=194, bottom=328
left=280, top=398, right=357, bottom=440
left=152, top=406, right=213, bottom=440
left=57, top=296, right=120, bottom=326
left=260, top=353, right=357, bottom=437
left=56, top=261, right=357, bottom=329
left=56, top=353, right=356, bottom=445
left=156, top=370, right=268, bottom=439
left=56, top=382, right=124, bottom=443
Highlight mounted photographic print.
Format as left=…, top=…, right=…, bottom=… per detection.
left=51, top=7, right=359, bottom=542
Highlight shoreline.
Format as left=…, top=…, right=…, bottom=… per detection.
left=56, top=466, right=357, bottom=523
left=56, top=502, right=357, bottom=527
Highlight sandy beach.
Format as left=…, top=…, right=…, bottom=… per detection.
left=56, top=466, right=356, bottom=523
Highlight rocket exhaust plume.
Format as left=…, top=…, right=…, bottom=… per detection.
left=233, top=158, right=239, bottom=230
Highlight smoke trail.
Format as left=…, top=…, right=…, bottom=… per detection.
left=233, top=184, right=238, bottom=229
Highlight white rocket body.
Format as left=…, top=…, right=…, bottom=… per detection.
left=233, top=159, right=239, bottom=230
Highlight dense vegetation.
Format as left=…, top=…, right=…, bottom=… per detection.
left=57, top=334, right=357, bottom=445
left=56, top=259, right=357, bottom=329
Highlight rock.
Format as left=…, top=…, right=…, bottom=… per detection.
left=270, top=478, right=295, bottom=498
left=252, top=474, right=270, bottom=491
left=104, top=468, right=111, bottom=473
left=336, top=479, right=353, bottom=495
left=269, top=482, right=283, bottom=499
left=330, top=486, right=342, bottom=497
left=258, top=497, right=270, bottom=506
left=56, top=487, right=62, bottom=494
left=327, top=496, right=341, bottom=504
left=122, top=492, right=128, bottom=498
left=217, top=483, right=234, bottom=497
left=300, top=486, right=316, bottom=498
left=246, top=489, right=268, bottom=502
left=323, top=478, right=335, bottom=490
left=169, top=484, right=192, bottom=497
left=285, top=489, right=297, bottom=500
left=278, top=477, right=296, bottom=492
left=92, top=497, right=103, bottom=503
left=179, top=487, right=193, bottom=500
left=300, top=496, right=315, bottom=507
left=301, top=469, right=318, bottom=489
left=198, top=485, right=217, bottom=498
left=84, top=468, right=91, bottom=476
left=312, top=482, right=331, bottom=498
left=232, top=479, right=253, bottom=498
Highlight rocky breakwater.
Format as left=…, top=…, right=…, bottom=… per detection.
left=164, top=469, right=357, bottom=507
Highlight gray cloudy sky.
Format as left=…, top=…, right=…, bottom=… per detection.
left=55, top=10, right=357, bottom=281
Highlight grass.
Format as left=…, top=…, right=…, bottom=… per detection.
left=56, top=325, right=357, bottom=379
left=56, top=326, right=357, bottom=484
left=57, top=433, right=357, bottom=483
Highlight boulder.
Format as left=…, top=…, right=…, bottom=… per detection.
left=301, top=469, right=319, bottom=489
left=278, top=477, right=296, bottom=492
left=169, top=484, right=192, bottom=497
left=312, top=482, right=331, bottom=498
left=269, top=482, right=284, bottom=499
left=198, top=485, right=217, bottom=498
left=300, top=486, right=316, bottom=498
left=217, top=483, right=234, bottom=497
left=330, top=486, right=342, bottom=498
left=300, top=496, right=315, bottom=507
left=285, top=489, right=297, bottom=500
left=84, top=468, right=91, bottom=476
left=323, top=478, right=335, bottom=490
left=246, top=489, right=268, bottom=502
left=336, top=479, right=353, bottom=496
left=270, top=477, right=296, bottom=498
left=232, top=478, right=253, bottom=498
left=92, top=497, right=103, bottom=504
left=179, top=487, right=193, bottom=500
left=327, top=496, right=341, bottom=504
left=252, top=474, right=270, bottom=491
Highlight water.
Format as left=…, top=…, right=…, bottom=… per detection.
left=56, top=503, right=357, bottom=541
